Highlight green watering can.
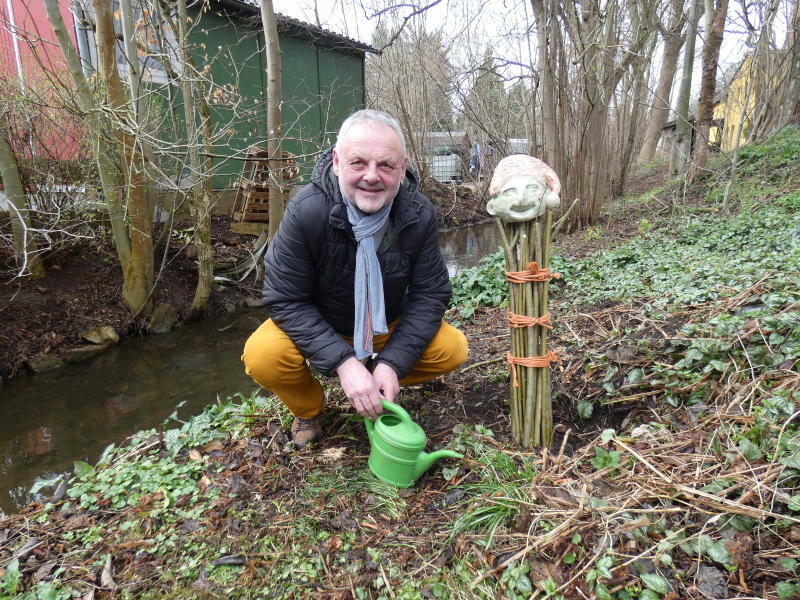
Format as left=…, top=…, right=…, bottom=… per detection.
left=365, top=399, right=463, bottom=488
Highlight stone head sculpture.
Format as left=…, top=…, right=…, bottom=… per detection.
left=487, top=155, right=561, bottom=222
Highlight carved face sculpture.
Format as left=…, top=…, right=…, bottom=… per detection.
left=487, top=155, right=561, bottom=222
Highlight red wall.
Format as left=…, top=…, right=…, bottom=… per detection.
left=0, top=0, right=86, bottom=162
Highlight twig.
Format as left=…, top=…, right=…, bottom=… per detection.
left=459, top=356, right=505, bottom=374
left=551, top=198, right=579, bottom=236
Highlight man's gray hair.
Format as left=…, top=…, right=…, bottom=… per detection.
left=335, top=109, right=407, bottom=155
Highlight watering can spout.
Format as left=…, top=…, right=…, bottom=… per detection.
left=414, top=449, right=463, bottom=480
left=364, top=417, right=375, bottom=445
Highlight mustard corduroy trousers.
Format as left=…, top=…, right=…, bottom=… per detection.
left=242, top=319, right=468, bottom=418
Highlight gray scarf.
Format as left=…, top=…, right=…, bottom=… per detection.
left=342, top=196, right=393, bottom=359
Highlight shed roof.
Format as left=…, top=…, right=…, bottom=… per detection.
left=213, top=0, right=378, bottom=56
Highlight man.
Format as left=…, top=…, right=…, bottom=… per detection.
left=242, top=110, right=468, bottom=448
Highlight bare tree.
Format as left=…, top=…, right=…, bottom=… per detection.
left=45, top=0, right=155, bottom=317
left=534, top=0, right=659, bottom=227
left=638, top=0, right=688, bottom=165
left=611, top=38, right=655, bottom=197
left=670, top=0, right=702, bottom=174
left=175, top=0, right=215, bottom=317
left=260, top=0, right=284, bottom=241
left=531, top=0, right=560, bottom=173
left=367, top=21, right=456, bottom=181
left=688, top=0, right=730, bottom=182
left=0, top=128, right=45, bottom=279
left=745, top=0, right=794, bottom=139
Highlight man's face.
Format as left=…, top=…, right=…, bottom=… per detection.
left=486, top=175, right=548, bottom=222
left=332, top=122, right=408, bottom=213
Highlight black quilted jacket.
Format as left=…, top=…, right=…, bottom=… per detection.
left=261, top=148, right=451, bottom=378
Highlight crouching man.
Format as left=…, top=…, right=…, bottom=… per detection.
left=242, top=109, right=468, bottom=448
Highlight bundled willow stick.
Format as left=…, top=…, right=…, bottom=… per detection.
left=487, top=155, right=561, bottom=447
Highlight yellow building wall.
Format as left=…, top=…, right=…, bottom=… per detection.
left=710, top=55, right=757, bottom=151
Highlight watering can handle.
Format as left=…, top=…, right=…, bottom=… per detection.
left=381, top=399, right=413, bottom=425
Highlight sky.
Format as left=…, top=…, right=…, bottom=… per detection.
left=271, top=0, right=790, bottom=104
left=272, top=0, right=543, bottom=84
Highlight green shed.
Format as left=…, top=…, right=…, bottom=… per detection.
left=188, top=0, right=376, bottom=190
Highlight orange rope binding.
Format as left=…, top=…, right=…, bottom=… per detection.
left=506, top=351, right=559, bottom=387
left=507, top=311, right=553, bottom=329
left=505, top=261, right=560, bottom=284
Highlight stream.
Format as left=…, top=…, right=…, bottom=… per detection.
left=0, top=222, right=502, bottom=514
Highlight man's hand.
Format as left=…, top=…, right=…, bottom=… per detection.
left=336, top=357, right=383, bottom=419
left=372, top=362, right=399, bottom=404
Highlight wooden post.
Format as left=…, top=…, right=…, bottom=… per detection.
left=488, top=155, right=561, bottom=447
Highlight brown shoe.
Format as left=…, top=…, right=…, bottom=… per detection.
left=291, top=416, right=322, bottom=449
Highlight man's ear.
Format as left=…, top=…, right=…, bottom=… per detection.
left=486, top=198, right=498, bottom=216
left=332, top=147, right=341, bottom=176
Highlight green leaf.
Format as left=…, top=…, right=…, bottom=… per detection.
left=30, top=475, right=62, bottom=495
left=577, top=400, right=594, bottom=420
left=699, top=536, right=731, bottom=565
left=780, top=450, right=800, bottom=470
left=73, top=461, right=94, bottom=480
left=685, top=348, right=704, bottom=362
left=720, top=514, right=757, bottom=532
left=2, top=558, right=20, bottom=595
left=441, top=466, right=459, bottom=481
left=591, top=447, right=608, bottom=470
left=36, top=584, right=60, bottom=600
left=738, top=439, right=763, bottom=461
left=788, top=495, right=800, bottom=511
left=589, top=497, right=609, bottom=509
left=641, top=573, right=670, bottom=594
left=624, top=369, right=644, bottom=385
left=701, top=478, right=735, bottom=495
left=515, top=574, right=533, bottom=594
left=600, top=429, right=616, bottom=443
left=776, top=581, right=800, bottom=599
left=596, top=555, right=614, bottom=579
left=779, top=558, right=797, bottom=572
left=639, top=590, right=661, bottom=600
left=594, top=583, right=613, bottom=600
left=539, top=577, right=558, bottom=594
left=708, top=359, right=728, bottom=372
left=603, top=366, right=619, bottom=382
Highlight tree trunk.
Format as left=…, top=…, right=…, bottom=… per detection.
left=260, top=0, right=284, bottom=242
left=688, top=0, right=729, bottom=182
left=784, top=0, right=800, bottom=124
left=746, top=0, right=788, bottom=140
left=44, top=0, right=160, bottom=315
left=671, top=0, right=702, bottom=174
left=0, top=131, right=45, bottom=278
left=176, top=0, right=214, bottom=318
left=91, top=0, right=154, bottom=317
left=638, top=10, right=686, bottom=164
left=531, top=0, right=558, bottom=171
left=614, top=53, right=650, bottom=197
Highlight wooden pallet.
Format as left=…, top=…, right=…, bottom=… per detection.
left=231, top=146, right=299, bottom=223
